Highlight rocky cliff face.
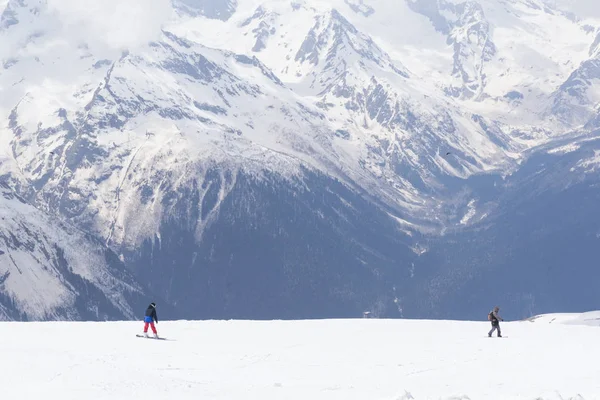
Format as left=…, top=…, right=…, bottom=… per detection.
left=0, top=183, right=152, bottom=320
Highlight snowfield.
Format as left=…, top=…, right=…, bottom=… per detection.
left=2, top=313, right=599, bottom=399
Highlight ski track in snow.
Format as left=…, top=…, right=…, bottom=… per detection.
left=0, top=315, right=599, bottom=399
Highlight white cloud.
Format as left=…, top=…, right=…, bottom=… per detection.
left=543, top=0, right=600, bottom=19
left=46, top=0, right=174, bottom=51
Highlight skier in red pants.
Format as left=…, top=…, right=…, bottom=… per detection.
left=143, top=302, right=159, bottom=338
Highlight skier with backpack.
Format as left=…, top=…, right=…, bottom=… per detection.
left=142, top=302, right=159, bottom=339
left=488, top=306, right=503, bottom=337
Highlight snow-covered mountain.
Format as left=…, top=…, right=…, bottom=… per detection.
left=1, top=0, right=600, bottom=320
left=0, top=182, right=151, bottom=320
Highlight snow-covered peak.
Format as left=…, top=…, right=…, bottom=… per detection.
left=0, top=0, right=599, bottom=247
left=292, top=8, right=410, bottom=91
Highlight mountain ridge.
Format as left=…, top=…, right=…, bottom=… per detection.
left=0, top=0, right=599, bottom=320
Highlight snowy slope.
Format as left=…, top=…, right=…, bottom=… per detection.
left=526, top=310, right=600, bottom=326
left=0, top=182, right=149, bottom=320
left=1, top=315, right=599, bottom=399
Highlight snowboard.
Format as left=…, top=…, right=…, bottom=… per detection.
left=136, top=334, right=168, bottom=341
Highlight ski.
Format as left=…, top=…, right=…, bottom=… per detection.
left=136, top=334, right=168, bottom=340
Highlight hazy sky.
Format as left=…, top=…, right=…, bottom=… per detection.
left=45, top=0, right=173, bottom=50
left=543, top=0, right=600, bottom=18
left=1, top=0, right=599, bottom=56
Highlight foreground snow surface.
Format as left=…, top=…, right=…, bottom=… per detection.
left=1, top=316, right=599, bottom=400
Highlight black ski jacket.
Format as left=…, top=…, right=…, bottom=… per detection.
left=489, top=310, right=501, bottom=324
left=145, top=305, right=158, bottom=323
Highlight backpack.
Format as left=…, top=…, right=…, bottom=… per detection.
left=488, top=311, right=494, bottom=321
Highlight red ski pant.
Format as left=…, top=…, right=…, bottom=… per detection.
left=144, top=322, right=157, bottom=334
